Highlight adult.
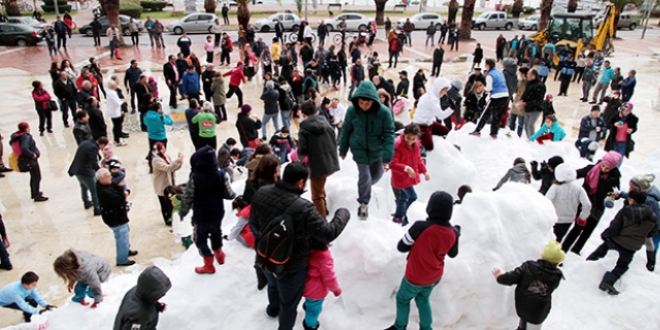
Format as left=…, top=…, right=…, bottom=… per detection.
left=68, top=137, right=107, bottom=215
left=181, top=65, right=201, bottom=101
left=89, top=57, right=106, bottom=98
left=348, top=58, right=365, bottom=100
left=261, top=81, right=280, bottom=138
left=610, top=67, right=623, bottom=94
left=113, top=266, right=171, bottom=330
left=211, top=18, right=223, bottom=47
left=73, top=110, right=93, bottom=145
left=412, top=78, right=452, bottom=151
left=210, top=71, right=227, bottom=122
left=318, top=20, right=328, bottom=45
left=144, top=16, right=154, bottom=46
left=53, top=72, right=77, bottom=128
left=431, top=44, right=444, bottom=77
left=472, top=43, right=483, bottom=70
left=53, top=16, right=68, bottom=50
left=388, top=32, right=402, bottom=69
left=558, top=55, right=576, bottom=96
left=223, top=63, right=247, bottom=107
left=235, top=104, right=262, bottom=148
left=590, top=60, right=615, bottom=104
left=604, top=102, right=637, bottom=163
left=396, top=71, right=409, bottom=97
left=90, top=17, right=102, bottom=47
left=192, top=102, right=219, bottom=150
left=31, top=81, right=53, bottom=136
left=413, top=69, right=427, bottom=101
left=96, top=168, right=138, bottom=266
left=339, top=81, right=395, bottom=220
left=124, top=60, right=142, bottom=113
left=151, top=142, right=183, bottom=225
left=275, top=19, right=284, bottom=44
left=425, top=22, right=436, bottom=47
left=201, top=64, right=216, bottom=102
left=10, top=123, right=47, bottom=202
left=84, top=97, right=108, bottom=140
left=221, top=4, right=230, bottom=25
left=143, top=98, right=173, bottom=173
left=464, top=68, right=486, bottom=97
left=509, top=67, right=528, bottom=137
left=134, top=75, right=151, bottom=108
left=77, top=80, right=97, bottom=108
left=580, top=59, right=598, bottom=102
left=470, top=59, right=511, bottom=138
left=252, top=37, right=266, bottom=59
left=163, top=55, right=180, bottom=109
left=496, top=34, right=507, bottom=62
left=179, top=146, right=236, bottom=274
left=576, top=106, right=607, bottom=160
left=621, top=70, right=636, bottom=102
left=152, top=19, right=165, bottom=48
left=277, top=77, right=294, bottom=129
left=106, top=81, right=127, bottom=146
left=184, top=99, right=201, bottom=149
left=243, top=153, right=279, bottom=206
left=128, top=18, right=140, bottom=46
left=177, top=33, right=192, bottom=57
left=250, top=162, right=350, bottom=330
left=403, top=19, right=413, bottom=46
left=106, top=24, right=121, bottom=59
left=519, top=69, right=546, bottom=139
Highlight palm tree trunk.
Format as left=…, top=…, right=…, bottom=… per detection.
left=375, top=0, right=388, bottom=24
left=511, top=0, right=523, bottom=18
left=204, top=0, right=216, bottom=13
left=460, top=0, right=476, bottom=39
left=448, top=0, right=459, bottom=25
left=3, top=0, right=21, bottom=16
left=100, top=0, right=124, bottom=45
left=539, top=0, right=554, bottom=31
left=567, top=0, right=578, bottom=12
left=237, top=4, right=250, bottom=30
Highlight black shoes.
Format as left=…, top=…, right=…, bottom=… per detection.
left=302, top=320, right=320, bottom=330
left=84, top=203, right=93, bottom=210
left=34, top=194, right=48, bottom=202
left=128, top=250, right=138, bottom=257
left=93, top=209, right=102, bottom=216
left=0, top=168, right=12, bottom=173
left=117, top=260, right=136, bottom=267
left=0, top=263, right=13, bottom=271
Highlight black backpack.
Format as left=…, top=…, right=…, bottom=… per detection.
left=256, top=199, right=306, bottom=273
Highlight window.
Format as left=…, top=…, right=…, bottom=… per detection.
left=422, top=15, right=436, bottom=20
left=581, top=19, right=593, bottom=42
left=348, top=15, right=361, bottom=20
left=3, top=25, right=17, bottom=32
left=489, top=14, right=498, bottom=21
left=185, top=15, right=199, bottom=22
left=285, top=15, right=294, bottom=21
left=200, top=15, right=213, bottom=21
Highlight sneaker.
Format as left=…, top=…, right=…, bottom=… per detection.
left=392, top=217, right=406, bottom=226
left=490, top=135, right=498, bottom=140
left=116, top=141, right=128, bottom=147
left=117, top=260, right=136, bottom=267
left=469, top=131, right=481, bottom=137
left=84, top=202, right=93, bottom=210
left=0, top=168, right=12, bottom=173
left=358, top=203, right=368, bottom=220
left=34, top=195, right=48, bottom=202
left=589, top=101, right=597, bottom=104
left=0, top=263, right=13, bottom=271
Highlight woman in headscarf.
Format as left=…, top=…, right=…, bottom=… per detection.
left=151, top=142, right=184, bottom=225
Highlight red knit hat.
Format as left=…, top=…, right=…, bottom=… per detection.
left=17, top=122, right=29, bottom=132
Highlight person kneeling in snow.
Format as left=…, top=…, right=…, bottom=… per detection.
left=493, top=157, right=531, bottom=191
left=0, top=271, right=55, bottom=323
left=546, top=164, right=591, bottom=242
left=586, top=189, right=658, bottom=295
left=113, top=266, right=171, bottom=330
left=410, top=78, right=453, bottom=151
left=225, top=196, right=255, bottom=248
left=386, top=191, right=460, bottom=330
left=53, top=249, right=111, bottom=308
left=529, top=114, right=566, bottom=144
left=492, top=240, right=564, bottom=330
left=530, top=156, right=563, bottom=195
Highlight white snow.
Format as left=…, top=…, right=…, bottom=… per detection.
left=8, top=126, right=660, bottom=330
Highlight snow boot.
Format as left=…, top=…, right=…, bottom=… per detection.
left=598, top=273, right=620, bottom=296
left=646, top=250, right=656, bottom=272
left=302, top=320, right=320, bottom=330
left=358, top=203, right=369, bottom=220
left=214, top=248, right=226, bottom=265
left=195, top=256, right=216, bottom=274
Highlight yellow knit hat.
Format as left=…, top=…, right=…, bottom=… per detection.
left=541, top=240, right=565, bottom=264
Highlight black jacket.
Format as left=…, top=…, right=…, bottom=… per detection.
left=604, top=113, right=638, bottom=158
left=163, top=62, right=178, bottom=85
left=463, top=92, right=487, bottom=123
left=97, top=181, right=129, bottom=228
left=396, top=78, right=409, bottom=97
left=503, top=62, right=518, bottom=98
left=433, top=47, right=444, bottom=65
left=73, top=120, right=93, bottom=145
left=175, top=59, right=189, bottom=82
left=521, top=78, right=546, bottom=112
left=497, top=260, right=563, bottom=325
left=577, top=163, right=621, bottom=212
left=54, top=78, right=77, bottom=101
left=77, top=88, right=94, bottom=106
left=602, top=204, right=659, bottom=251
left=317, top=24, right=327, bottom=37
left=134, top=82, right=150, bottom=106
left=298, top=114, right=339, bottom=179
left=85, top=105, right=107, bottom=140
left=113, top=266, right=171, bottom=330
left=300, top=45, right=314, bottom=62
left=473, top=48, right=483, bottom=62
left=202, top=70, right=215, bottom=95
left=413, top=74, right=426, bottom=99
left=530, top=161, right=555, bottom=195
left=235, top=113, right=262, bottom=146
left=250, top=181, right=350, bottom=272
left=68, top=139, right=100, bottom=177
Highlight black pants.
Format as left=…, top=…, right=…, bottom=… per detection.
left=388, top=51, right=398, bottom=68
left=214, top=33, right=221, bottom=47
left=214, top=104, right=227, bottom=121
left=438, top=33, right=446, bottom=44
left=139, top=111, right=147, bottom=132
left=223, top=15, right=229, bottom=25
left=341, top=66, right=347, bottom=84
left=189, top=132, right=200, bottom=150
left=264, top=268, right=307, bottom=329
left=111, top=116, right=123, bottom=143
left=431, top=62, right=442, bottom=77
left=36, top=108, right=52, bottom=133
left=559, top=73, right=572, bottom=95
left=56, top=34, right=66, bottom=49
left=188, top=93, right=200, bottom=102
left=206, top=51, right=214, bottom=64
left=198, top=136, right=217, bottom=150
left=226, top=85, right=243, bottom=106
left=131, top=32, right=139, bottom=45
left=168, top=82, right=178, bottom=108
left=204, top=88, right=213, bottom=102
left=554, top=223, right=571, bottom=242
left=129, top=86, right=137, bottom=111
left=587, top=239, right=634, bottom=283
left=319, top=34, right=326, bottom=46
left=474, top=97, right=508, bottom=136
left=29, top=161, right=41, bottom=199
left=195, top=223, right=223, bottom=257
left=554, top=63, right=564, bottom=80
left=276, top=33, right=283, bottom=44
left=573, top=66, right=585, bottom=83
left=157, top=195, right=173, bottom=225
left=93, top=33, right=101, bottom=46
left=147, top=138, right=167, bottom=173
left=4, top=296, right=38, bottom=322
left=221, top=50, right=230, bottom=65
left=562, top=208, right=604, bottom=254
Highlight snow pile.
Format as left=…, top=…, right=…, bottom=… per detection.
left=9, top=128, right=660, bottom=330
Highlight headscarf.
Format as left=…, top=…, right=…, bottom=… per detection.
left=152, top=142, right=169, bottom=164
left=585, top=151, right=622, bottom=195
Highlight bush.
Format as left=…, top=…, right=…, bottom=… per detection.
left=141, top=1, right=168, bottom=11
left=120, top=1, right=143, bottom=18
left=41, top=0, right=70, bottom=13
left=523, top=6, right=536, bottom=15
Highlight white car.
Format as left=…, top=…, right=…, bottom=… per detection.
left=518, top=15, right=540, bottom=30
left=253, top=13, right=301, bottom=32
left=7, top=17, right=50, bottom=30
left=396, top=13, right=444, bottom=30
left=167, top=13, right=218, bottom=35
left=325, top=13, right=371, bottom=32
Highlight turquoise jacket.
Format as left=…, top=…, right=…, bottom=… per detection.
left=339, top=81, right=395, bottom=164
left=0, top=282, right=47, bottom=314
left=530, top=120, right=566, bottom=142
left=144, top=110, right=173, bottom=141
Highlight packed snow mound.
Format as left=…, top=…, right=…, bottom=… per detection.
left=9, top=128, right=660, bottom=330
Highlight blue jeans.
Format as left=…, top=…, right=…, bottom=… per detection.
left=111, top=223, right=130, bottom=264
left=4, top=297, right=37, bottom=322
left=575, top=139, right=596, bottom=160
left=613, top=141, right=627, bottom=166
left=425, top=35, right=434, bottom=46
left=280, top=110, right=291, bottom=129
left=264, top=268, right=307, bottom=330
left=509, top=114, right=525, bottom=137
left=262, top=113, right=280, bottom=138
left=405, top=32, right=412, bottom=45
left=61, top=99, right=77, bottom=125
left=71, top=281, right=95, bottom=303
left=75, top=174, right=99, bottom=212
left=357, top=161, right=383, bottom=204
left=277, top=146, right=288, bottom=163
left=394, top=186, right=417, bottom=220
left=348, top=81, right=361, bottom=100
left=303, top=298, right=324, bottom=328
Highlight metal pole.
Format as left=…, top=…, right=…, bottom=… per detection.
left=305, top=0, right=308, bottom=21
left=54, top=0, right=60, bottom=17
left=642, top=0, right=654, bottom=39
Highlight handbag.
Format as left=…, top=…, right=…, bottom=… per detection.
left=46, top=100, right=59, bottom=111
left=8, top=152, right=19, bottom=172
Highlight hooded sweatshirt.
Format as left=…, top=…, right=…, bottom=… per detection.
left=546, top=181, right=592, bottom=223
left=493, top=163, right=531, bottom=191
left=390, top=134, right=427, bottom=189
left=298, top=113, right=340, bottom=179
left=502, top=57, right=518, bottom=98
left=338, top=81, right=395, bottom=164
left=113, top=266, right=172, bottom=330
left=529, top=120, right=566, bottom=142
left=413, top=78, right=454, bottom=126
left=602, top=204, right=659, bottom=251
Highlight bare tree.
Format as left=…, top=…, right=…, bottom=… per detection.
left=2, top=0, right=21, bottom=16
left=237, top=0, right=250, bottom=29
left=511, top=0, right=523, bottom=18
left=204, top=0, right=216, bottom=13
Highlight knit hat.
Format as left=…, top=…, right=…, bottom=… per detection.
left=426, top=191, right=454, bottom=221
left=631, top=173, right=656, bottom=193
left=541, top=240, right=565, bottom=264
left=554, top=164, right=576, bottom=183
left=502, top=57, right=515, bottom=67
left=588, top=141, right=599, bottom=152
left=628, top=189, right=648, bottom=205
left=613, top=90, right=621, bottom=96
left=547, top=156, right=564, bottom=169
left=545, top=94, right=553, bottom=101
left=601, top=151, right=622, bottom=169
left=17, top=122, right=29, bottom=132
left=450, top=79, right=463, bottom=91
left=241, top=104, right=252, bottom=114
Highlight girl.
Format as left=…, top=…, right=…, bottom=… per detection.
left=152, top=142, right=184, bottom=225
left=89, top=57, right=106, bottom=98
left=390, top=124, right=430, bottom=226
left=546, top=164, right=592, bottom=242
left=226, top=196, right=255, bottom=248
left=148, top=76, right=159, bottom=99
left=260, top=46, right=273, bottom=80
left=302, top=238, right=341, bottom=330
left=529, top=114, right=566, bottom=144
left=463, top=81, right=487, bottom=124
left=204, top=35, right=214, bottom=63
left=60, top=59, right=76, bottom=81
left=378, top=88, right=392, bottom=110
left=53, top=249, right=111, bottom=308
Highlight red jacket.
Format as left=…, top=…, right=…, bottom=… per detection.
left=223, top=65, right=247, bottom=87
left=390, top=135, right=427, bottom=189
left=32, top=88, right=51, bottom=110
left=76, top=75, right=98, bottom=90
left=303, top=249, right=340, bottom=300
left=404, top=223, right=457, bottom=286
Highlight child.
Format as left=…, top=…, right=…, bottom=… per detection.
left=546, top=164, right=591, bottom=242
left=386, top=191, right=460, bottom=330
left=169, top=185, right=193, bottom=249
left=225, top=196, right=255, bottom=248
left=302, top=238, right=341, bottom=330
left=530, top=156, right=564, bottom=195
left=462, top=81, right=487, bottom=124
left=455, top=185, right=472, bottom=205
left=107, top=158, right=131, bottom=211
left=529, top=114, right=566, bottom=144
left=111, top=36, right=122, bottom=60
left=53, top=249, right=111, bottom=308
left=587, top=189, right=658, bottom=295
left=268, top=126, right=295, bottom=164
left=148, top=76, right=159, bottom=99
left=493, top=240, right=564, bottom=330
left=493, top=157, right=531, bottom=191
left=0, top=271, right=55, bottom=323
left=330, top=55, right=341, bottom=91
left=320, top=59, right=331, bottom=86
left=113, top=266, right=171, bottom=330
left=390, top=124, right=430, bottom=226
left=541, top=94, right=555, bottom=125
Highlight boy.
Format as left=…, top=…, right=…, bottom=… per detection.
left=113, top=266, right=171, bottom=330
left=587, top=189, right=658, bottom=295
left=493, top=240, right=564, bottom=330
left=268, top=126, right=295, bottom=164
left=454, top=185, right=472, bottom=205
left=0, top=271, right=55, bottom=322
left=386, top=191, right=460, bottom=330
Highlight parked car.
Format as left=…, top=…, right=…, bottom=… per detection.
left=324, top=13, right=371, bottom=32
left=472, top=11, right=518, bottom=30
left=0, top=23, right=42, bottom=46
left=79, top=15, right=141, bottom=37
left=167, top=13, right=218, bottom=35
left=595, top=13, right=638, bottom=30
left=396, top=13, right=444, bottom=30
left=7, top=17, right=50, bottom=30
left=253, top=13, right=301, bottom=32
left=518, top=14, right=540, bottom=30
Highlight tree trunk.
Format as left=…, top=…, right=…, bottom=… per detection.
left=448, top=0, right=459, bottom=25
left=613, top=7, right=621, bottom=38
left=2, top=0, right=21, bottom=16
left=237, top=3, right=250, bottom=30
left=204, top=0, right=216, bottom=13
left=539, top=0, right=553, bottom=31
left=375, top=0, right=387, bottom=24
left=419, top=0, right=427, bottom=13
left=511, top=0, right=523, bottom=18
left=460, top=0, right=475, bottom=39
left=567, top=0, right=578, bottom=12
left=99, top=0, right=124, bottom=45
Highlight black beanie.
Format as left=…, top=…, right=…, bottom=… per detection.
left=548, top=156, right=564, bottom=169
left=426, top=191, right=454, bottom=222
left=628, top=189, right=648, bottom=205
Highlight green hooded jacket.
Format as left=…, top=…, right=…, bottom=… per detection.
left=339, top=81, right=395, bottom=164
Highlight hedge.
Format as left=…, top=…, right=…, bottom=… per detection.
left=141, top=1, right=168, bottom=11
left=120, top=2, right=143, bottom=18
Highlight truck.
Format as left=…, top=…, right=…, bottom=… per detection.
left=472, top=12, right=518, bottom=31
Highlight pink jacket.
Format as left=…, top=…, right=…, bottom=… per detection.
left=32, top=88, right=51, bottom=110
left=204, top=40, right=214, bottom=53
left=303, top=249, right=340, bottom=300
left=390, top=134, right=427, bottom=189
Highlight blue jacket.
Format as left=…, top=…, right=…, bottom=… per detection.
left=185, top=108, right=200, bottom=135
left=488, top=68, right=509, bottom=96
left=621, top=76, right=636, bottom=100
left=542, top=43, right=555, bottom=57
left=181, top=71, right=200, bottom=96
left=124, top=66, right=142, bottom=88
left=144, top=111, right=173, bottom=141
left=530, top=120, right=566, bottom=141
left=578, top=114, right=606, bottom=141
left=600, top=67, right=615, bottom=83
left=0, top=282, right=48, bottom=314
left=561, top=60, right=577, bottom=75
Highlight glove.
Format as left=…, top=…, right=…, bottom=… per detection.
left=156, top=302, right=167, bottom=312
left=530, top=161, right=538, bottom=169
left=454, top=225, right=461, bottom=236
left=90, top=302, right=99, bottom=309
left=576, top=217, right=587, bottom=227
left=332, top=288, right=342, bottom=297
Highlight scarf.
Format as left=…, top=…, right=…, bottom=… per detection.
left=585, top=151, right=622, bottom=195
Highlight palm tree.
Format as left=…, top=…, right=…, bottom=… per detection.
left=2, top=0, right=21, bottom=16
left=448, top=0, right=459, bottom=25
left=236, top=0, right=250, bottom=30
left=204, top=0, right=216, bottom=13
left=567, top=0, right=578, bottom=12
left=375, top=0, right=388, bottom=24
left=511, top=0, right=523, bottom=18
left=539, top=0, right=554, bottom=31
left=460, top=0, right=476, bottom=39
left=608, top=0, right=643, bottom=38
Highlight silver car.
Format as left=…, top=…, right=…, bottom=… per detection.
left=396, top=13, right=444, bottom=30
left=167, top=13, right=218, bottom=35
left=325, top=13, right=371, bottom=32
left=253, top=13, right=301, bottom=32
left=595, top=13, right=638, bottom=30
left=7, top=17, right=50, bottom=30
left=518, top=15, right=540, bottom=30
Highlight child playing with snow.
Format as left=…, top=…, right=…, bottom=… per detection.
left=225, top=196, right=255, bottom=248
left=454, top=185, right=472, bottom=205
left=493, top=157, right=531, bottom=191
left=268, top=126, right=295, bottom=164
left=53, top=249, right=111, bottom=308
left=586, top=189, right=658, bottom=295
left=168, top=185, right=193, bottom=249
left=386, top=191, right=460, bottom=330
left=546, top=164, right=592, bottom=242
left=390, top=124, right=430, bottom=226
left=530, top=156, right=564, bottom=195
left=302, top=238, right=341, bottom=330
left=492, top=240, right=564, bottom=330
left=0, top=271, right=55, bottom=323
left=529, top=114, right=566, bottom=144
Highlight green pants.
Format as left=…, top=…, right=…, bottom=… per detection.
left=394, top=277, right=438, bottom=330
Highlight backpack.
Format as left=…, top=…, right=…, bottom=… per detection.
left=256, top=199, right=306, bottom=273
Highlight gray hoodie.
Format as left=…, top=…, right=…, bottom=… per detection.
left=76, top=250, right=111, bottom=303
left=493, top=163, right=531, bottom=191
